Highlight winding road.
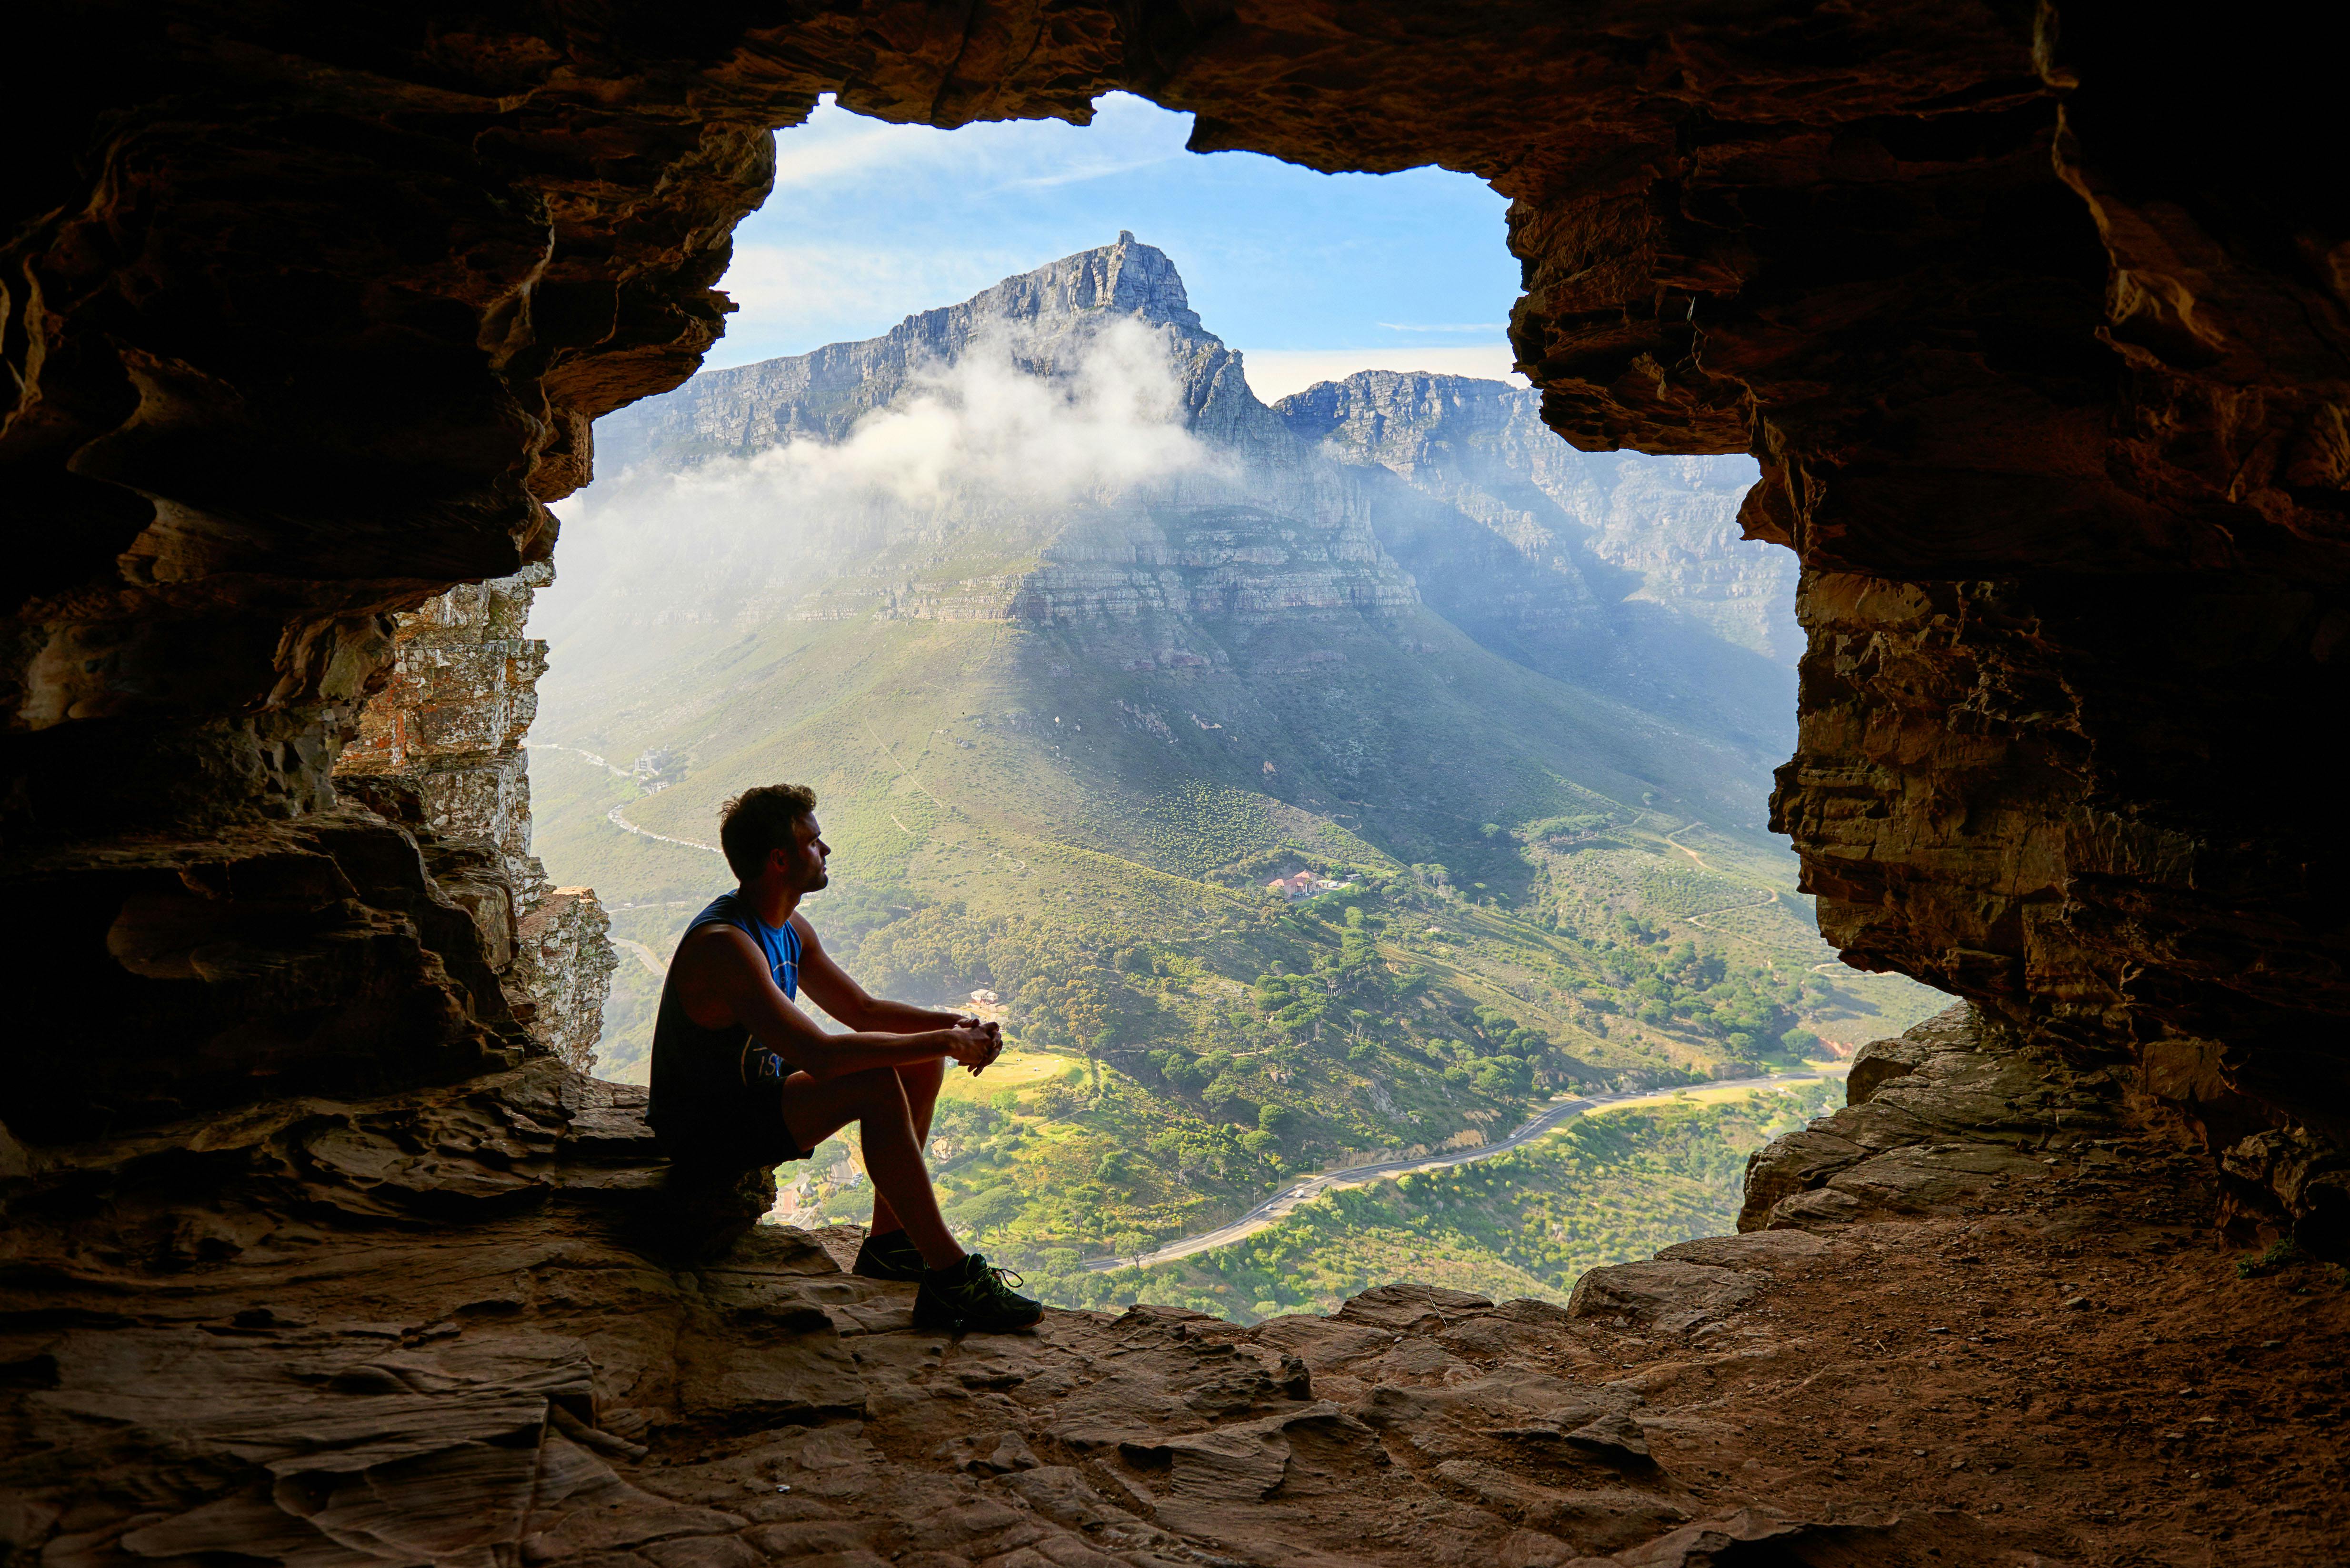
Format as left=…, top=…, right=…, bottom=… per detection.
left=603, top=800, right=722, bottom=856
left=611, top=937, right=668, bottom=979
left=1660, top=821, right=1780, bottom=928
left=1083, top=1066, right=1847, bottom=1273
left=527, top=741, right=724, bottom=855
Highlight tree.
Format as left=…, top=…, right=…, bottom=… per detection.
left=1259, top=1104, right=1298, bottom=1139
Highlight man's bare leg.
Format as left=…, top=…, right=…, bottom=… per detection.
left=867, top=1057, right=946, bottom=1241
left=778, top=1067, right=962, bottom=1269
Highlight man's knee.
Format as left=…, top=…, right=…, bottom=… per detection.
left=844, top=1066, right=911, bottom=1114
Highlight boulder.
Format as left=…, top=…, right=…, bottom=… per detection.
left=1568, top=1262, right=1760, bottom=1334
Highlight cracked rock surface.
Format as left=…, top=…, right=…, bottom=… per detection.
left=8, top=1012, right=2346, bottom=1566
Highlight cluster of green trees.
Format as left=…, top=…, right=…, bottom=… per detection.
left=1597, top=921, right=1823, bottom=1066
left=1010, top=1087, right=1835, bottom=1321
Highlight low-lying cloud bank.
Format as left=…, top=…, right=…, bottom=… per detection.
left=538, top=320, right=1221, bottom=642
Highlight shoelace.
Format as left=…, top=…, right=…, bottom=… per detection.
left=950, top=1263, right=1025, bottom=1298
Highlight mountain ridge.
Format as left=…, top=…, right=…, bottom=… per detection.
left=597, top=233, right=1247, bottom=469
left=581, top=236, right=1790, bottom=759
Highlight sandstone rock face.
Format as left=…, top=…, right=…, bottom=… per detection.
left=6, top=8, right=2336, bottom=1195
left=336, top=565, right=617, bottom=1069
left=6, top=809, right=533, bottom=1141
left=10, top=1047, right=2344, bottom=1566
left=337, top=566, right=553, bottom=899
left=1736, top=1005, right=2118, bottom=1232
left=514, top=889, right=622, bottom=1073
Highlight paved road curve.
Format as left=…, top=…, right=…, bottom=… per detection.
left=1083, top=1067, right=1847, bottom=1273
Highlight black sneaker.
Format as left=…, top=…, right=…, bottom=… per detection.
left=913, top=1252, right=1044, bottom=1333
left=851, top=1228, right=925, bottom=1282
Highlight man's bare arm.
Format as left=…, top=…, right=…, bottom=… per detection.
left=688, top=927, right=990, bottom=1080
left=793, top=914, right=977, bottom=1035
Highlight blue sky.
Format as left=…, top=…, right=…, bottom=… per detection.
left=712, top=93, right=1525, bottom=400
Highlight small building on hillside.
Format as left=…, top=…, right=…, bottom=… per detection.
left=1265, top=870, right=1351, bottom=901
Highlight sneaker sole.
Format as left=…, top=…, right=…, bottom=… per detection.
left=913, top=1304, right=1043, bottom=1333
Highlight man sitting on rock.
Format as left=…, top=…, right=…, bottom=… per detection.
left=649, top=782, right=1042, bottom=1332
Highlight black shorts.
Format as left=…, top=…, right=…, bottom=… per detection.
left=656, top=1081, right=810, bottom=1171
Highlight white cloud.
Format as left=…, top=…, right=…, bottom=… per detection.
left=994, top=155, right=1180, bottom=192
left=1235, top=347, right=1527, bottom=402
left=735, top=317, right=1215, bottom=505
left=562, top=320, right=1223, bottom=581
left=768, top=118, right=942, bottom=189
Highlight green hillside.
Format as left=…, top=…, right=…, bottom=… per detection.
left=1020, top=1084, right=1835, bottom=1321
left=523, top=234, right=1945, bottom=1289
left=525, top=583, right=1942, bottom=1265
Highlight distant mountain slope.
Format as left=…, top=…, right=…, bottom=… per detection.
left=561, top=233, right=1789, bottom=804
left=1274, top=371, right=1795, bottom=754
left=528, top=237, right=1947, bottom=1245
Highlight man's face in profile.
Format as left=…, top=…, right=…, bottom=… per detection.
left=779, top=813, right=830, bottom=893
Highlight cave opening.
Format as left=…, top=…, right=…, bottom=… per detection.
left=6, top=6, right=2348, bottom=1559
left=488, top=89, right=1940, bottom=1310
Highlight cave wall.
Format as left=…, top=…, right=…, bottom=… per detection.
left=336, top=564, right=618, bottom=1071
left=3, top=2, right=2343, bottom=1221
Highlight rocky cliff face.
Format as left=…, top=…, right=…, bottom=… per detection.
left=587, top=234, right=1416, bottom=646
left=8, top=11, right=2342, bottom=1188
left=1276, top=371, right=1795, bottom=752
left=337, top=566, right=617, bottom=1072
left=599, top=235, right=1211, bottom=464
left=579, top=243, right=1783, bottom=763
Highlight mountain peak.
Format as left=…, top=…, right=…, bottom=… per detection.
left=596, top=237, right=1221, bottom=466
left=936, top=233, right=1203, bottom=337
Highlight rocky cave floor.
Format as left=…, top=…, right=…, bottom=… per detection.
left=4, top=1009, right=2346, bottom=1568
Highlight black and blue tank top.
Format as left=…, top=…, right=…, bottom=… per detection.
left=646, top=890, right=807, bottom=1163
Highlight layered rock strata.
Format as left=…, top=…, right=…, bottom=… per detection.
left=336, top=567, right=554, bottom=900
left=335, top=564, right=616, bottom=1070
left=5, top=807, right=532, bottom=1143
left=1275, top=370, right=1792, bottom=750
left=6, top=1032, right=2342, bottom=1566
left=588, top=235, right=1420, bottom=640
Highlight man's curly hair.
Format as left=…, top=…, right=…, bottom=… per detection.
left=719, top=783, right=817, bottom=880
